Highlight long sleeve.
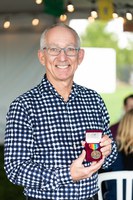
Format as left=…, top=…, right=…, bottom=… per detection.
left=4, top=100, right=73, bottom=190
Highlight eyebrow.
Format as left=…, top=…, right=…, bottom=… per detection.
left=46, top=43, right=77, bottom=47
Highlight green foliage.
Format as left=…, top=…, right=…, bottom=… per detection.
left=0, top=145, right=24, bottom=200
left=100, top=84, right=133, bottom=125
left=81, top=20, right=133, bottom=83
left=43, top=0, right=65, bottom=17
left=81, top=20, right=119, bottom=48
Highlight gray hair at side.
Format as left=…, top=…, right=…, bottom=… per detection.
left=40, top=23, right=81, bottom=50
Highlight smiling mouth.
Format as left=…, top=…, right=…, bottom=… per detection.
left=55, top=64, right=70, bottom=69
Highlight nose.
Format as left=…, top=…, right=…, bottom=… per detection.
left=58, top=49, right=67, bottom=60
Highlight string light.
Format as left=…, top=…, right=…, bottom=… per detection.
left=126, top=12, right=132, bottom=20
left=91, top=10, right=98, bottom=18
left=67, top=1, right=74, bottom=12
left=35, top=0, right=43, bottom=5
left=1, top=2, right=133, bottom=31
left=60, top=14, right=67, bottom=22
left=32, top=18, right=39, bottom=26
left=3, top=20, right=11, bottom=29
left=118, top=16, right=125, bottom=24
left=112, top=12, right=118, bottom=19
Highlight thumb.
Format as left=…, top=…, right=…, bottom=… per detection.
left=78, top=150, right=86, bottom=162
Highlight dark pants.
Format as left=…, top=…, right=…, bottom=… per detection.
left=26, top=193, right=98, bottom=200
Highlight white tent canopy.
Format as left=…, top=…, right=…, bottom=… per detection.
left=0, top=33, right=45, bottom=143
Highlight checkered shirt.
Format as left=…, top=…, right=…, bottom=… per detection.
left=4, top=75, right=117, bottom=200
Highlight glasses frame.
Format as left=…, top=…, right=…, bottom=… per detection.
left=43, top=46, right=80, bottom=57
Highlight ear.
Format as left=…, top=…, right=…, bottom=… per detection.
left=78, top=49, right=85, bottom=65
left=38, top=50, right=45, bottom=66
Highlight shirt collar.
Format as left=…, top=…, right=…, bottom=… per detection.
left=39, top=74, right=81, bottom=101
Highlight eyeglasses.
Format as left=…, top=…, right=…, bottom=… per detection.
left=43, top=46, right=80, bottom=56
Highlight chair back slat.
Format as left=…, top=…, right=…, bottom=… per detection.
left=117, top=178, right=123, bottom=200
left=126, top=177, right=132, bottom=199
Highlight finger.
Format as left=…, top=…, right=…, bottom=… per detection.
left=91, top=157, right=104, bottom=166
left=90, top=161, right=97, bottom=166
left=100, top=134, right=108, bottom=142
left=81, top=141, right=85, bottom=147
left=100, top=138, right=112, bottom=147
left=101, top=146, right=111, bottom=157
left=78, top=150, right=86, bottom=161
left=88, top=158, right=105, bottom=175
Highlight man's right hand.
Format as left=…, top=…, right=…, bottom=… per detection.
left=70, top=150, right=104, bottom=182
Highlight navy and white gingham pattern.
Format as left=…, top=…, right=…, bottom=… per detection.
left=4, top=75, right=117, bottom=200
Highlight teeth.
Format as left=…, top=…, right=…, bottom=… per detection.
left=56, top=65, right=69, bottom=69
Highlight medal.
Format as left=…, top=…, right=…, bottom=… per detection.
left=91, top=150, right=101, bottom=159
left=85, top=130, right=103, bottom=162
left=89, top=143, right=101, bottom=160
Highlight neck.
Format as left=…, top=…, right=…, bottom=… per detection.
left=47, top=77, right=73, bottom=101
left=56, top=81, right=73, bottom=101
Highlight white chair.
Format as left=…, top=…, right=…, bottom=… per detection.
left=98, top=171, right=133, bottom=200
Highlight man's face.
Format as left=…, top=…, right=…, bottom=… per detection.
left=38, top=26, right=84, bottom=84
left=125, top=98, right=133, bottom=112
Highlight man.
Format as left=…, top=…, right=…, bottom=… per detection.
left=4, top=23, right=117, bottom=200
left=110, top=94, right=133, bottom=139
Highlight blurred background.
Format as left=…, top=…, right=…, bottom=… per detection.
left=0, top=0, right=133, bottom=199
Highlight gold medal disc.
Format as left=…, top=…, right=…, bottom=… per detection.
left=91, top=150, right=101, bottom=159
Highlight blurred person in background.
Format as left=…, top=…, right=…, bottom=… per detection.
left=104, top=108, right=133, bottom=200
left=110, top=94, right=133, bottom=139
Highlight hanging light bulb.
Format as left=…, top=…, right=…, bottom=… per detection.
left=32, top=18, right=39, bottom=26
left=60, top=14, right=67, bottom=22
left=91, top=10, right=98, bottom=18
left=112, top=12, right=118, bottom=19
left=126, top=12, right=132, bottom=20
left=3, top=19, right=11, bottom=29
left=67, top=1, right=74, bottom=12
left=35, top=0, right=43, bottom=4
left=118, top=16, right=125, bottom=24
